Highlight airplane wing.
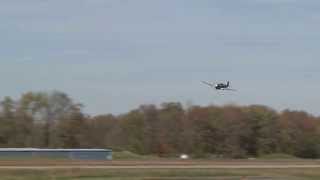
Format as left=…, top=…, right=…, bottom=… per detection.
left=202, top=81, right=214, bottom=87
left=223, top=88, right=237, bottom=91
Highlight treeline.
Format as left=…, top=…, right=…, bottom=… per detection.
left=0, top=91, right=320, bottom=158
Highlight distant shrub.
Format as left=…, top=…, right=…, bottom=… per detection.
left=259, top=153, right=298, bottom=159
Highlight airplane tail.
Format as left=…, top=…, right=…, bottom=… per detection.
left=227, top=81, right=230, bottom=87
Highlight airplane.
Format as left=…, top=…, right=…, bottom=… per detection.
left=202, top=81, right=236, bottom=91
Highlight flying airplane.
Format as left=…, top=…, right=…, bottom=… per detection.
left=202, top=81, right=236, bottom=91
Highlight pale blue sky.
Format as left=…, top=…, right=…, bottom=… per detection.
left=1, top=0, right=320, bottom=115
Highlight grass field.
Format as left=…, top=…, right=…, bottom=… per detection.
left=0, top=159, right=319, bottom=179
left=0, top=168, right=320, bottom=180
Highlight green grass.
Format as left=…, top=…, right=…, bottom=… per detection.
left=0, top=169, right=257, bottom=180
left=259, top=153, right=299, bottom=160
left=0, top=168, right=320, bottom=180
left=112, top=151, right=160, bottom=160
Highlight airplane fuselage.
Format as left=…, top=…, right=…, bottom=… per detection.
left=215, top=82, right=229, bottom=90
